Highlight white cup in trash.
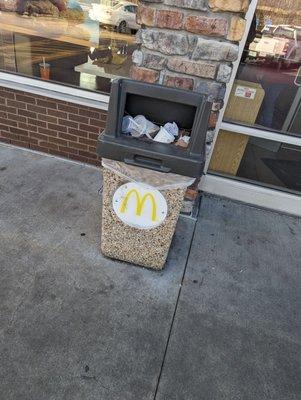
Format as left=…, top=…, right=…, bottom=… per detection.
left=164, top=122, right=179, bottom=137
left=131, top=115, right=159, bottom=138
left=122, top=116, right=140, bottom=134
left=153, top=126, right=175, bottom=143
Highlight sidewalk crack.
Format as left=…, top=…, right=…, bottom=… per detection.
left=153, top=198, right=201, bottom=400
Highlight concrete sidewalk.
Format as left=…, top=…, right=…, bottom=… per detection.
left=0, top=144, right=300, bottom=400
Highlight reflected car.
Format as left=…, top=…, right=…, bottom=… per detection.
left=248, top=25, right=301, bottom=67
left=89, top=1, right=139, bottom=33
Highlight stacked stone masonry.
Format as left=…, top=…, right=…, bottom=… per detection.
left=0, top=87, right=106, bottom=165
left=131, top=0, right=250, bottom=148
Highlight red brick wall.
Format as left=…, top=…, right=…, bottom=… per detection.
left=0, top=86, right=108, bottom=165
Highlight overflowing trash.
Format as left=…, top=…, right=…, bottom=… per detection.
left=122, top=114, right=190, bottom=147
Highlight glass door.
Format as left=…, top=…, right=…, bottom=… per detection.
left=208, top=0, right=301, bottom=196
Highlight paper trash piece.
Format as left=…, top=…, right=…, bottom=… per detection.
left=164, top=122, right=179, bottom=137
left=131, top=115, right=159, bottom=139
left=175, top=135, right=190, bottom=148
left=235, top=86, right=257, bottom=100
left=113, top=182, right=168, bottom=229
left=122, top=115, right=139, bottom=134
left=153, top=126, right=175, bottom=143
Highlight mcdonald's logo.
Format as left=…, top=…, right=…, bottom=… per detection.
left=120, top=189, right=157, bottom=222
left=113, top=183, right=168, bottom=229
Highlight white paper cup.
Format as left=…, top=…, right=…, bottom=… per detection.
left=164, top=122, right=179, bottom=137
left=153, top=127, right=175, bottom=143
left=122, top=116, right=140, bottom=134
left=131, top=115, right=159, bottom=138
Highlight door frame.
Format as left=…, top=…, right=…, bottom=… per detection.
left=201, top=0, right=301, bottom=216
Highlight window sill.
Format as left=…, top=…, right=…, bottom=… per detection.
left=0, top=72, right=109, bottom=111
left=201, top=173, right=301, bottom=217
left=221, top=121, right=301, bottom=146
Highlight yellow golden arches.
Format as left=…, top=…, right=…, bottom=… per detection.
left=119, top=189, right=158, bottom=222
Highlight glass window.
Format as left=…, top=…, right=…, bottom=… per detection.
left=224, top=0, right=301, bottom=137
left=210, top=133, right=301, bottom=194
left=0, top=0, right=139, bottom=93
left=209, top=0, right=301, bottom=194
left=125, top=5, right=135, bottom=13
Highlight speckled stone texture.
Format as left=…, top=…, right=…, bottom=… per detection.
left=101, top=169, right=185, bottom=270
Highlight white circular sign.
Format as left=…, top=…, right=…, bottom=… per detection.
left=113, top=182, right=168, bottom=230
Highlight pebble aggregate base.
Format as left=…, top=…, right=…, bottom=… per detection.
left=101, top=169, right=185, bottom=270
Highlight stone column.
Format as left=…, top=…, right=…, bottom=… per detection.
left=131, top=0, right=250, bottom=160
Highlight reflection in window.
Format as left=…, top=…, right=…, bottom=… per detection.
left=210, top=132, right=301, bottom=194
left=0, top=0, right=139, bottom=93
left=225, top=0, right=301, bottom=136
left=210, top=0, right=301, bottom=194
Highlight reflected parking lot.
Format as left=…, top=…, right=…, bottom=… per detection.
left=0, top=1, right=138, bottom=92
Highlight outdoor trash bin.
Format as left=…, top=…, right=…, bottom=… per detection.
left=97, top=78, right=211, bottom=177
left=101, top=159, right=194, bottom=270
left=98, top=79, right=211, bottom=270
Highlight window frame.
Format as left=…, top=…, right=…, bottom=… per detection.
left=205, top=0, right=301, bottom=173
left=0, top=1, right=135, bottom=110
left=0, top=71, right=110, bottom=110
left=125, top=5, right=134, bottom=13
left=202, top=0, right=301, bottom=215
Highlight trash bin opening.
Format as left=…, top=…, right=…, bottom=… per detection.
left=120, top=93, right=196, bottom=149
left=124, top=93, right=197, bottom=129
